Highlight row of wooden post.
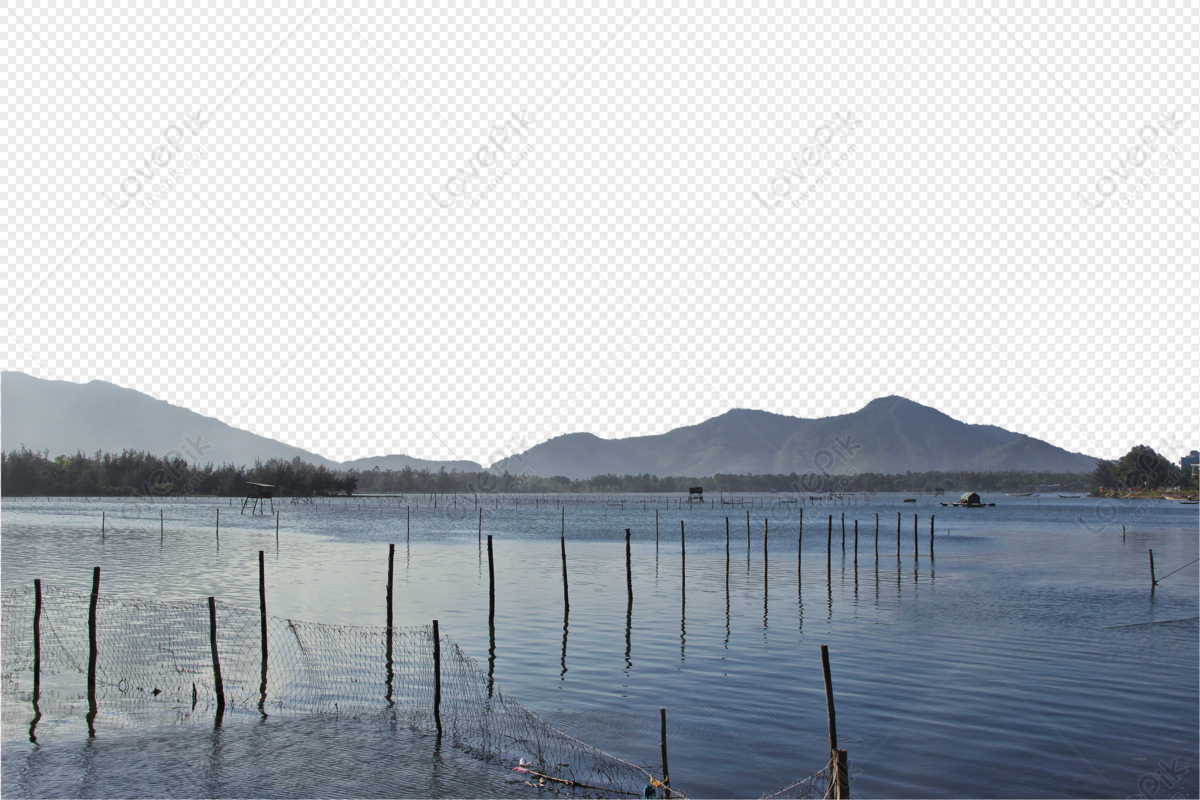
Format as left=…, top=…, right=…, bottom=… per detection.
left=99, top=508, right=281, bottom=549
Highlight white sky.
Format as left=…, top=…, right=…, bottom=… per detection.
left=3, top=2, right=1197, bottom=467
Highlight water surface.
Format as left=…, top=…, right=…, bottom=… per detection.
left=3, top=492, right=1197, bottom=797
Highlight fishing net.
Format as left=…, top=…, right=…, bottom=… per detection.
left=2, top=584, right=676, bottom=798
left=760, top=754, right=838, bottom=799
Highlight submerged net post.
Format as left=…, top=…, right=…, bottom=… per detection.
left=87, top=566, right=100, bottom=736
left=821, top=644, right=836, bottom=753
left=660, top=707, right=671, bottom=796
left=386, top=543, right=395, bottom=705
left=432, top=619, right=443, bottom=737
left=208, top=596, right=225, bottom=718
left=259, top=551, right=268, bottom=712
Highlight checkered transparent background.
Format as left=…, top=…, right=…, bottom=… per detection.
left=3, top=1, right=1197, bottom=466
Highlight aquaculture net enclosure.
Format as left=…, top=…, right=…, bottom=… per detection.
left=2, top=584, right=675, bottom=798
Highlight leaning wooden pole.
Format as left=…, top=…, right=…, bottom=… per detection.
left=87, top=566, right=100, bottom=736
left=208, top=596, right=225, bottom=717
left=1149, top=549, right=1157, bottom=590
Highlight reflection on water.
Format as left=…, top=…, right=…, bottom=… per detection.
left=2, top=493, right=1198, bottom=798
left=3, top=713, right=529, bottom=799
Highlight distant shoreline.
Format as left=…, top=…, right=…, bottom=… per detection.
left=1090, top=489, right=1198, bottom=501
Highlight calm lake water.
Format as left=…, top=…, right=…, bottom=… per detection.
left=2, top=492, right=1197, bottom=798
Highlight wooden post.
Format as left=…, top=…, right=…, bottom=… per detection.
left=561, top=531, right=569, bottom=610
left=1149, top=549, right=1157, bottom=589
left=821, top=643, right=837, bottom=752
left=1122, top=524, right=1126, bottom=543
left=432, top=620, right=443, bottom=736
left=833, top=748, right=849, bottom=799
left=407, top=506, right=411, bottom=542
left=216, top=509, right=220, bottom=546
left=930, top=515, right=935, bottom=557
left=853, top=520, right=858, bottom=566
left=102, top=511, right=105, bottom=539
left=479, top=507, right=482, bottom=545
left=160, top=509, right=164, bottom=543
left=660, top=707, right=671, bottom=795
left=764, top=518, right=768, bottom=560
left=827, top=515, right=832, bottom=563
left=680, top=520, right=686, bottom=559
left=276, top=512, right=280, bottom=546
left=799, top=508, right=803, bottom=566
left=484, top=537, right=494, bottom=695
left=625, top=529, right=633, bottom=600
left=896, top=512, right=901, bottom=560
left=208, top=596, right=225, bottom=716
left=87, top=566, right=99, bottom=735
left=259, top=551, right=268, bottom=708
left=841, top=513, right=845, bottom=552
left=874, top=513, right=879, bottom=560
left=913, top=514, right=918, bottom=560
left=32, top=579, right=42, bottom=703
left=656, top=509, right=659, bottom=546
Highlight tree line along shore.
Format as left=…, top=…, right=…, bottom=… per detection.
left=0, top=446, right=1111, bottom=498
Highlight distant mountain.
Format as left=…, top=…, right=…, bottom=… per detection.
left=0, top=372, right=482, bottom=473
left=340, top=454, right=483, bottom=473
left=490, top=397, right=1098, bottom=478
left=2, top=373, right=1097, bottom=479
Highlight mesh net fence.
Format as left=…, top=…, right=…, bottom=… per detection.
left=760, top=754, right=838, bottom=799
left=2, top=584, right=675, bottom=798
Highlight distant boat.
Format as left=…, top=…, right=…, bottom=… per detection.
left=1058, top=494, right=1082, bottom=499
left=1006, top=492, right=1033, bottom=497
left=1181, top=500, right=1199, bottom=505
left=903, top=498, right=917, bottom=503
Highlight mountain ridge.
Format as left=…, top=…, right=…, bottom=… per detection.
left=2, top=371, right=1098, bottom=477
left=492, top=394, right=1098, bottom=478
left=0, top=372, right=482, bottom=473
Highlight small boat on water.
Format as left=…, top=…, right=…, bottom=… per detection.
left=1006, top=492, right=1033, bottom=497
left=903, top=498, right=917, bottom=503
left=1058, top=494, right=1082, bottom=499
left=1182, top=500, right=1200, bottom=505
